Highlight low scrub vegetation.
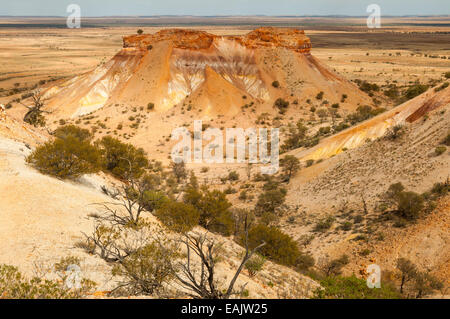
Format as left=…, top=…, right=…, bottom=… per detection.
left=27, top=125, right=149, bottom=180
left=0, top=263, right=95, bottom=299
left=314, top=275, right=400, bottom=299
left=27, top=126, right=101, bottom=179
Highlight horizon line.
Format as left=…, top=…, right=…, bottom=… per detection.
left=1, top=14, right=450, bottom=18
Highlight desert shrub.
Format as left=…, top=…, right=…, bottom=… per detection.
left=319, top=126, right=331, bottom=135
left=54, top=125, right=92, bottom=142
left=331, top=103, right=340, bottom=109
left=434, top=82, right=449, bottom=92
left=396, top=258, right=444, bottom=298
left=280, top=155, right=300, bottom=182
left=238, top=190, right=248, bottom=201
left=0, top=264, right=95, bottom=299
left=111, top=241, right=178, bottom=296
left=358, top=81, right=379, bottom=93
left=386, top=124, right=404, bottom=140
left=224, top=186, right=237, bottom=194
left=316, top=91, right=324, bottom=100
left=333, top=122, right=350, bottom=132
left=435, top=146, right=446, bottom=156
left=171, top=161, right=187, bottom=183
left=140, top=189, right=168, bottom=213
left=255, top=188, right=287, bottom=215
left=316, top=108, right=328, bottom=119
left=445, top=72, right=450, bottom=79
left=341, top=221, right=353, bottom=231
left=282, top=121, right=308, bottom=151
left=404, top=84, right=428, bottom=100
left=321, top=255, right=349, bottom=276
left=314, top=216, right=335, bottom=232
left=97, top=136, right=149, bottom=179
left=314, top=275, right=400, bottom=299
left=155, top=200, right=199, bottom=233
left=396, top=258, right=417, bottom=293
left=201, top=167, right=209, bottom=173
left=431, top=181, right=449, bottom=196
left=184, top=188, right=234, bottom=236
left=137, top=29, right=143, bottom=35
left=228, top=171, right=239, bottom=181
left=296, top=253, right=315, bottom=272
left=246, top=224, right=300, bottom=266
left=384, top=85, right=400, bottom=99
left=386, top=182, right=405, bottom=200
left=396, top=191, right=424, bottom=221
left=244, top=254, right=266, bottom=277
left=346, top=105, right=386, bottom=125
left=306, top=159, right=315, bottom=167
left=27, top=133, right=101, bottom=179
left=274, top=98, right=289, bottom=113
left=443, top=132, right=450, bottom=146
left=271, top=80, right=280, bottom=88
left=147, top=103, right=155, bottom=111
left=412, top=271, right=444, bottom=299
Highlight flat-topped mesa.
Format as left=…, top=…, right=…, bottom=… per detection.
left=123, top=27, right=312, bottom=53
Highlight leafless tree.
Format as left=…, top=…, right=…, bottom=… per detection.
left=173, top=215, right=265, bottom=299
left=20, top=89, right=51, bottom=127
left=94, top=159, right=158, bottom=226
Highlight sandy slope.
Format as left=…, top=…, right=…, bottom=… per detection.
left=0, top=118, right=317, bottom=297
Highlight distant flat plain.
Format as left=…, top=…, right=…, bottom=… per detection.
left=1, top=16, right=449, bottom=115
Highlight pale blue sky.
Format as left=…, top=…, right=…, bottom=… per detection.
left=0, top=0, right=449, bottom=16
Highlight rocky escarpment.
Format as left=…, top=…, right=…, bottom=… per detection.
left=123, top=27, right=312, bottom=53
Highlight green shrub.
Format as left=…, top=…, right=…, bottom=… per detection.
left=314, top=275, right=400, bottom=299
left=341, top=221, right=353, bottom=231
left=97, top=136, right=149, bottom=180
left=434, top=82, right=449, bottom=92
left=274, top=98, right=289, bottom=113
left=0, top=264, right=95, bottom=299
left=314, top=216, right=335, bottom=232
left=155, top=200, right=199, bottom=233
left=245, top=254, right=266, bottom=277
left=111, top=241, right=178, bottom=296
left=404, top=84, right=428, bottom=100
left=443, top=132, right=450, bottom=146
left=184, top=188, right=234, bottom=236
left=246, top=224, right=300, bottom=266
left=386, top=125, right=404, bottom=140
left=321, top=255, right=349, bottom=276
left=54, top=125, right=92, bottom=142
left=255, top=188, right=287, bottom=215
left=435, top=146, right=446, bottom=156
left=431, top=182, right=449, bottom=196
left=346, top=105, right=386, bottom=125
left=27, top=134, right=101, bottom=179
left=358, top=81, right=380, bottom=93
left=306, top=159, right=315, bottom=167
left=396, top=191, right=424, bottom=221
left=228, top=171, right=239, bottom=181
left=280, top=155, right=300, bottom=182
left=316, top=91, right=324, bottom=100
